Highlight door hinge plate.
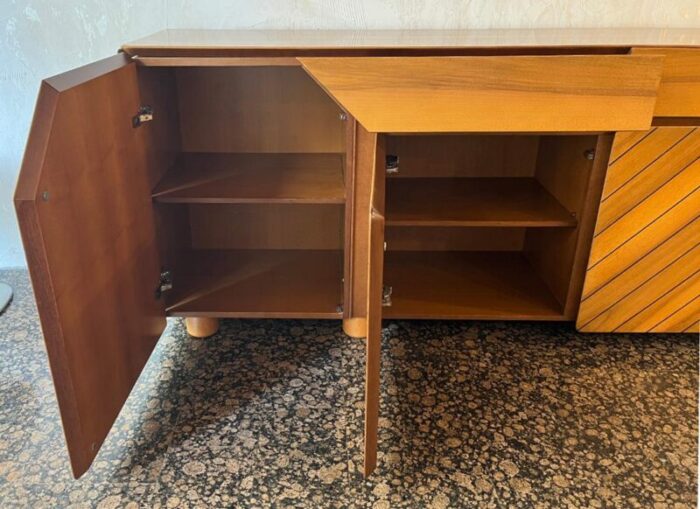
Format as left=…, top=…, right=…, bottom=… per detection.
left=155, top=270, right=172, bottom=299
left=386, top=155, right=399, bottom=175
left=133, top=105, right=153, bottom=128
left=382, top=285, right=393, bottom=307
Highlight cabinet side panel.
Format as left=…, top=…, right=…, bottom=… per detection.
left=524, top=134, right=610, bottom=317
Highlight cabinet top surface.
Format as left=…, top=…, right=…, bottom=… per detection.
left=122, top=28, right=700, bottom=55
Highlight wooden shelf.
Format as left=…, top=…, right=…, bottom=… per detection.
left=386, top=177, right=577, bottom=227
left=166, top=249, right=343, bottom=318
left=383, top=251, right=565, bottom=320
left=153, top=153, right=345, bottom=204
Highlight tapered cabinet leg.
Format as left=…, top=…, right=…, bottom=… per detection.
left=185, top=317, right=220, bottom=338
left=343, top=317, right=367, bottom=338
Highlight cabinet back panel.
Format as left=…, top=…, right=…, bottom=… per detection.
left=189, top=204, right=343, bottom=250
left=386, top=226, right=525, bottom=251
left=176, top=67, right=345, bottom=153
left=154, top=203, right=192, bottom=279
left=137, top=67, right=182, bottom=190
left=385, top=135, right=540, bottom=178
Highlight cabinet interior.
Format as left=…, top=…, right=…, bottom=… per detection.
left=383, top=133, right=602, bottom=321
left=141, top=66, right=347, bottom=318
left=139, top=65, right=605, bottom=322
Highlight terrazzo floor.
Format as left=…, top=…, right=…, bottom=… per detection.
left=0, top=268, right=697, bottom=508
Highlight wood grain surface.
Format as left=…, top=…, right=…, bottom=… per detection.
left=578, top=128, right=700, bottom=332
left=632, top=48, right=700, bottom=117
left=153, top=153, right=345, bottom=204
left=166, top=250, right=343, bottom=318
left=300, top=55, right=663, bottom=133
left=14, top=55, right=166, bottom=477
left=382, top=251, right=564, bottom=320
left=386, top=177, right=576, bottom=227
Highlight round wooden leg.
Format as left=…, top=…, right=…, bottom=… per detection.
left=343, top=317, right=367, bottom=339
left=185, top=317, right=220, bottom=339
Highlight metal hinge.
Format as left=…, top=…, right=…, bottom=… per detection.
left=386, top=155, right=399, bottom=175
left=155, top=270, right=172, bottom=299
left=584, top=148, right=596, bottom=161
left=382, top=285, right=393, bottom=307
left=132, top=105, right=153, bottom=128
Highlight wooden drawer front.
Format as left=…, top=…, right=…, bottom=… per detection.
left=300, top=55, right=663, bottom=133
left=632, top=48, right=700, bottom=117
left=577, top=127, right=700, bottom=333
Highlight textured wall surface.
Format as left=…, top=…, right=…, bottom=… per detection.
left=165, top=0, right=700, bottom=29
left=0, top=1, right=163, bottom=267
left=1, top=1, right=700, bottom=267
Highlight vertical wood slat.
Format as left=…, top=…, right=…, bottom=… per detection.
left=578, top=127, right=700, bottom=333
left=347, top=124, right=381, bottom=319
left=363, top=130, right=386, bottom=477
left=364, top=210, right=385, bottom=477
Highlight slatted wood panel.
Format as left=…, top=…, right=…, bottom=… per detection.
left=578, top=128, right=700, bottom=332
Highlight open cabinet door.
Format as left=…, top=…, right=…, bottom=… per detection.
left=362, top=127, right=386, bottom=476
left=14, top=54, right=166, bottom=477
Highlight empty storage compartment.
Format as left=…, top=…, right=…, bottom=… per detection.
left=142, top=66, right=348, bottom=318
left=382, top=134, right=604, bottom=320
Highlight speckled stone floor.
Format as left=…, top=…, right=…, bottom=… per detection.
left=0, top=268, right=697, bottom=508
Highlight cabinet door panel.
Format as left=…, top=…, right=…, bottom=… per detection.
left=300, top=55, right=663, bottom=133
left=364, top=209, right=385, bottom=477
left=363, top=128, right=386, bottom=477
left=14, top=54, right=166, bottom=477
left=578, top=127, right=700, bottom=332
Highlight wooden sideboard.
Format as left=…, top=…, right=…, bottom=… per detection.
left=14, top=28, right=700, bottom=478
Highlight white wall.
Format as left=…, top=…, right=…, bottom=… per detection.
left=0, top=1, right=163, bottom=267
left=1, top=0, right=699, bottom=267
left=165, top=0, right=700, bottom=30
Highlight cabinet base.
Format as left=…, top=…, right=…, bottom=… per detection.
left=343, top=317, right=367, bottom=339
left=185, top=317, right=220, bottom=338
